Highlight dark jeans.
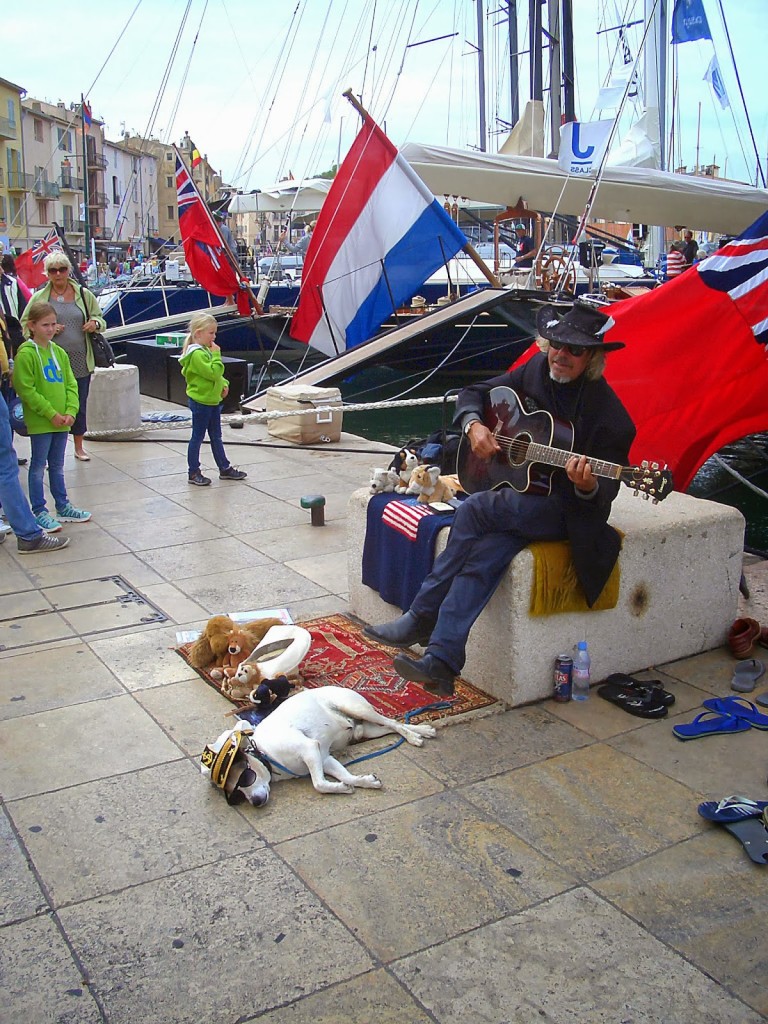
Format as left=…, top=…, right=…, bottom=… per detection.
left=410, top=488, right=568, bottom=673
left=28, top=431, right=69, bottom=515
left=188, top=399, right=229, bottom=473
left=71, top=374, right=91, bottom=436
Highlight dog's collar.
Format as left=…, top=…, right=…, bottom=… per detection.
left=251, top=745, right=306, bottom=778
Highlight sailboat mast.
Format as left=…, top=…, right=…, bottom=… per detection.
left=508, top=1, right=519, bottom=127
left=561, top=0, right=575, bottom=123
left=476, top=0, right=487, bottom=151
left=548, top=0, right=562, bottom=156
left=530, top=0, right=543, bottom=102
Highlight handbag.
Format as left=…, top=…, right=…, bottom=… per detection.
left=90, top=331, right=116, bottom=368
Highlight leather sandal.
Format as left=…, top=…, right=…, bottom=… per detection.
left=727, top=617, right=761, bottom=659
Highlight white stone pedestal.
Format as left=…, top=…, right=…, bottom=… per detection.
left=87, top=365, right=142, bottom=436
left=347, top=487, right=745, bottom=707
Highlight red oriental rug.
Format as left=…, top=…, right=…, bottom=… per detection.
left=176, top=613, right=499, bottom=724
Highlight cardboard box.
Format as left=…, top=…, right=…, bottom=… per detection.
left=155, top=332, right=187, bottom=347
left=266, top=384, right=343, bottom=444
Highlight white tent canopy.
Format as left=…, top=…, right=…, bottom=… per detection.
left=229, top=179, right=332, bottom=215
left=400, top=142, right=768, bottom=236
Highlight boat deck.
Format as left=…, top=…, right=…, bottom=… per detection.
left=1, top=399, right=767, bottom=1023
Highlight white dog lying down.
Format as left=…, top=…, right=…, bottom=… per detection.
left=201, top=685, right=436, bottom=806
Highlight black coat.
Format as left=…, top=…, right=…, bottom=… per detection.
left=454, top=352, right=636, bottom=606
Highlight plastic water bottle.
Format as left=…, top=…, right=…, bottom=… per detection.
left=571, top=641, right=591, bottom=701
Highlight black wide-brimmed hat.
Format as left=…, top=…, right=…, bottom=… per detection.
left=536, top=299, right=625, bottom=352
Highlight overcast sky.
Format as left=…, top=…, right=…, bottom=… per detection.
left=4, top=0, right=766, bottom=190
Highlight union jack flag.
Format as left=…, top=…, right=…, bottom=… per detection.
left=14, top=229, right=63, bottom=288
left=175, top=153, right=239, bottom=299
left=603, top=208, right=768, bottom=490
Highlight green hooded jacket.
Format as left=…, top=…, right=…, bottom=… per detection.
left=13, top=340, right=79, bottom=434
left=179, top=344, right=228, bottom=405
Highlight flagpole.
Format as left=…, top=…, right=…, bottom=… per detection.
left=173, top=146, right=262, bottom=315
left=341, top=89, right=502, bottom=289
left=53, top=222, right=85, bottom=287
left=81, top=95, right=90, bottom=256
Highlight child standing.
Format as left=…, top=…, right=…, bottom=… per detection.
left=179, top=313, right=247, bottom=486
left=13, top=302, right=91, bottom=532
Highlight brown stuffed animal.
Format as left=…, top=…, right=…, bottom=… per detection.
left=212, top=629, right=262, bottom=682
left=189, top=615, right=284, bottom=672
left=408, top=464, right=457, bottom=503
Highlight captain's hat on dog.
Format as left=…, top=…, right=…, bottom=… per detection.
left=536, top=298, right=625, bottom=352
left=201, top=722, right=254, bottom=789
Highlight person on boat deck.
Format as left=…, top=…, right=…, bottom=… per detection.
left=283, top=220, right=316, bottom=257
left=682, top=231, right=699, bottom=266
left=665, top=240, right=686, bottom=279
left=512, top=223, right=535, bottom=267
left=365, top=300, right=635, bottom=697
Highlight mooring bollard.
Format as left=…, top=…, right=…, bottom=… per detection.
left=300, top=494, right=326, bottom=526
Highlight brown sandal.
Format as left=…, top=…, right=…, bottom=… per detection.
left=728, top=617, right=761, bottom=659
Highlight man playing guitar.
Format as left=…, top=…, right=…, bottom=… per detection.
left=365, top=298, right=637, bottom=697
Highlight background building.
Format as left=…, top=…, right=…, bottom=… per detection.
left=105, top=139, right=157, bottom=258
left=0, top=76, right=27, bottom=254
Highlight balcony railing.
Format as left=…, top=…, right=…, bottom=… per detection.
left=6, top=171, right=32, bottom=191
left=86, top=151, right=108, bottom=169
left=88, top=192, right=109, bottom=209
left=0, top=116, right=17, bottom=140
left=62, top=220, right=87, bottom=235
left=59, top=173, right=84, bottom=191
left=33, top=180, right=61, bottom=199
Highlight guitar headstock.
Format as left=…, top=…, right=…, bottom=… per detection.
left=621, top=461, right=674, bottom=503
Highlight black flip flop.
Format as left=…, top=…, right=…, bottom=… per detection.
left=601, top=672, right=675, bottom=707
left=721, top=818, right=768, bottom=864
left=597, top=680, right=669, bottom=719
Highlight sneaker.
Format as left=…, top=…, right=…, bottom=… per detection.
left=18, top=533, right=70, bottom=553
left=56, top=503, right=92, bottom=523
left=219, top=466, right=247, bottom=480
left=188, top=470, right=212, bottom=486
left=0, top=524, right=11, bottom=544
left=35, top=510, right=63, bottom=533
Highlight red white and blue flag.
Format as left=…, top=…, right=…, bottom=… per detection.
left=175, top=151, right=250, bottom=314
left=603, top=210, right=768, bottom=489
left=14, top=229, right=63, bottom=289
left=290, top=115, right=467, bottom=356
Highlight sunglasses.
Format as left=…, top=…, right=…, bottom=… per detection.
left=226, top=765, right=258, bottom=805
left=549, top=339, right=589, bottom=358
left=48, top=267, right=69, bottom=274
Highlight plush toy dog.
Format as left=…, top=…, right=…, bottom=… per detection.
left=408, top=464, right=457, bottom=503
left=388, top=448, right=419, bottom=493
left=369, top=467, right=400, bottom=494
left=189, top=615, right=283, bottom=672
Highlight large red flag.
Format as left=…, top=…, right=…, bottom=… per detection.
left=175, top=152, right=251, bottom=314
left=603, top=211, right=768, bottom=490
left=14, top=229, right=63, bottom=289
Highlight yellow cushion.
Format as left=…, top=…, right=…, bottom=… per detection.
left=529, top=539, right=621, bottom=616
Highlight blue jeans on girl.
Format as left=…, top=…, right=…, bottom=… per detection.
left=188, top=399, right=229, bottom=474
left=28, top=431, right=69, bottom=515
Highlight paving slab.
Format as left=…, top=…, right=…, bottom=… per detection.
left=0, top=695, right=183, bottom=800
left=58, top=851, right=373, bottom=1024
left=104, top=512, right=223, bottom=551
left=286, top=549, right=350, bottom=593
left=0, top=607, right=75, bottom=651
left=392, top=887, right=763, bottom=1024
left=242, top=520, right=350, bottom=560
left=134, top=677, right=235, bottom=756
left=138, top=534, right=273, bottom=581
left=178, top=562, right=328, bottom=614
left=0, top=808, right=47, bottom=926
left=9, top=760, right=263, bottom=906
left=461, top=742, right=699, bottom=881
left=0, top=643, right=124, bottom=720
left=89, top=624, right=198, bottom=691
left=20, top=551, right=167, bottom=589
left=278, top=789, right=575, bottom=961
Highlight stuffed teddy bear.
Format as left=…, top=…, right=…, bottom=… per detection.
left=189, top=615, right=283, bottom=672
left=369, top=467, right=400, bottom=494
left=210, top=628, right=266, bottom=682
left=408, top=464, right=457, bottom=503
left=388, top=448, right=419, bottom=493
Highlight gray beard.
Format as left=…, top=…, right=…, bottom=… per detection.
left=549, top=369, right=573, bottom=384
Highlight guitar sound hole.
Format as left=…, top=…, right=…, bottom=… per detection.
left=508, top=432, right=531, bottom=468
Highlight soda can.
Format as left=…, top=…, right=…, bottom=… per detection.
left=553, top=655, right=573, bottom=702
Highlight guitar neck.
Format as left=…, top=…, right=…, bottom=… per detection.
left=526, top=442, right=622, bottom=481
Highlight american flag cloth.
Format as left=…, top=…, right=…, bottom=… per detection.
left=381, top=498, right=435, bottom=541
left=602, top=208, right=768, bottom=490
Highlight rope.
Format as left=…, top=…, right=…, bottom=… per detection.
left=711, top=454, right=768, bottom=502
left=84, top=394, right=457, bottom=439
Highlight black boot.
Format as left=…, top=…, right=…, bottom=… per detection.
left=364, top=611, right=433, bottom=648
left=393, top=652, right=456, bottom=697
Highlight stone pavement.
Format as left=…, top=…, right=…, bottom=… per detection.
left=1, top=407, right=767, bottom=1024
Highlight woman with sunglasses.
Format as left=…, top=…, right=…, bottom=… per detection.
left=366, top=299, right=636, bottom=697
left=21, top=252, right=105, bottom=462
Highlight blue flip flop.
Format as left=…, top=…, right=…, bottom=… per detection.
left=698, top=795, right=768, bottom=822
left=672, top=711, right=751, bottom=740
left=702, top=695, right=768, bottom=729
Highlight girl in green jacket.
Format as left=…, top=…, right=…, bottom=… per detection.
left=13, top=303, right=91, bottom=532
left=179, top=314, right=246, bottom=486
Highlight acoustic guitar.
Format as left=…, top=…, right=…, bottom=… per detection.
left=456, top=386, right=673, bottom=502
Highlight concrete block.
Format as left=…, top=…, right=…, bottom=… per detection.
left=347, top=487, right=745, bottom=707
left=87, top=364, right=142, bottom=436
